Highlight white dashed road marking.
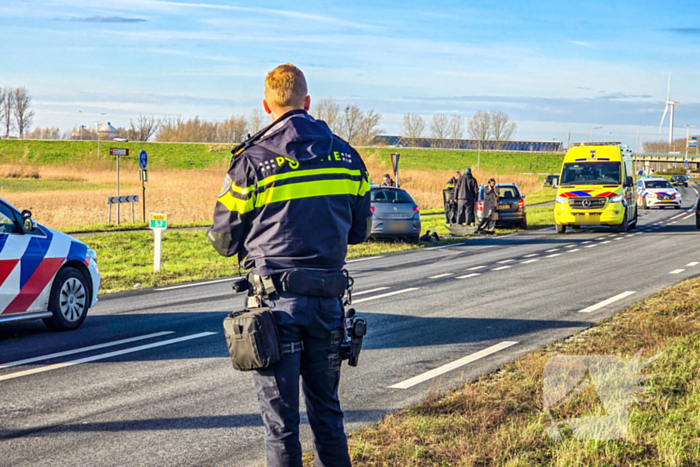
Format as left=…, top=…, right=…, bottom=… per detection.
left=457, top=273, right=482, bottom=279
left=523, top=254, right=539, bottom=258
left=686, top=262, right=699, bottom=267
left=388, top=341, right=519, bottom=389
left=547, top=254, right=561, bottom=258
left=429, top=273, right=453, bottom=279
left=497, top=259, right=515, bottom=264
left=669, top=269, right=685, bottom=275
left=521, top=259, right=539, bottom=264
left=578, top=291, right=636, bottom=313
left=353, top=287, right=390, bottom=296
left=546, top=248, right=560, bottom=253
left=468, top=265, right=486, bottom=271
left=493, top=265, right=513, bottom=271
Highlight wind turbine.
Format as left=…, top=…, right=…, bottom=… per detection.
left=659, top=72, right=678, bottom=150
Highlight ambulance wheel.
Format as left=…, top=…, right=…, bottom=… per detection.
left=615, top=209, right=629, bottom=233
left=629, top=209, right=638, bottom=229
left=675, top=205, right=681, bottom=209
left=555, top=223, right=566, bottom=234
left=572, top=225, right=581, bottom=230
left=43, top=267, right=89, bottom=332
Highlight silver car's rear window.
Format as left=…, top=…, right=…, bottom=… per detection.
left=371, top=189, right=414, bottom=203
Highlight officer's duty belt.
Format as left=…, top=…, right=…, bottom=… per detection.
left=250, top=269, right=347, bottom=299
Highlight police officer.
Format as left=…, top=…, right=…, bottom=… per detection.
left=455, top=167, right=478, bottom=225
left=207, top=63, right=371, bottom=467
left=444, top=171, right=461, bottom=223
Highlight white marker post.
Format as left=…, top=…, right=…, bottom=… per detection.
left=150, top=213, right=167, bottom=272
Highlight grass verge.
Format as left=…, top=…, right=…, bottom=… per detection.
left=307, top=278, right=700, bottom=467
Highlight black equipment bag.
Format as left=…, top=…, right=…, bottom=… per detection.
left=223, top=307, right=281, bottom=371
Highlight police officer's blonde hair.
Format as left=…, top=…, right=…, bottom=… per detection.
left=265, top=63, right=308, bottom=109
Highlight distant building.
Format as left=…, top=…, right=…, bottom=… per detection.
left=372, top=135, right=563, bottom=152
left=93, top=122, right=119, bottom=140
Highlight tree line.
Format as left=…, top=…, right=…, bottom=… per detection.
left=0, top=87, right=34, bottom=138
left=643, top=137, right=699, bottom=155
left=400, top=110, right=517, bottom=148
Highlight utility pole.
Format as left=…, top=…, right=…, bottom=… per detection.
left=97, top=112, right=106, bottom=158
left=636, top=125, right=648, bottom=155
left=590, top=126, right=602, bottom=142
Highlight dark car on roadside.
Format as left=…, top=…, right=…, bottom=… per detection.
left=476, top=183, right=527, bottom=229
left=670, top=175, right=688, bottom=187
left=369, top=186, right=421, bottom=243
left=544, top=174, right=559, bottom=188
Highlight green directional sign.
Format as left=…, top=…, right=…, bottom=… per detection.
left=150, top=213, right=167, bottom=229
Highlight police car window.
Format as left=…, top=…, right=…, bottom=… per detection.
left=560, top=162, right=621, bottom=185
left=0, top=203, right=19, bottom=234
left=645, top=180, right=672, bottom=189
left=370, top=189, right=413, bottom=203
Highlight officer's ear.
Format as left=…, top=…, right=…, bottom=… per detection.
left=262, top=99, right=272, bottom=115
left=304, top=95, right=311, bottom=111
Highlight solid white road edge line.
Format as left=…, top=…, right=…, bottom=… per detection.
left=578, top=291, right=636, bottom=313
left=157, top=278, right=233, bottom=291
left=0, top=331, right=176, bottom=369
left=353, top=288, right=419, bottom=304
left=0, top=332, right=218, bottom=382
left=388, top=341, right=519, bottom=389
left=669, top=269, right=685, bottom=275
left=353, top=287, right=390, bottom=296
left=346, top=256, right=384, bottom=263
left=429, top=273, right=453, bottom=279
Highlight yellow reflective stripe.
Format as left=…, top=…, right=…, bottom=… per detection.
left=256, top=179, right=361, bottom=207
left=218, top=191, right=256, bottom=214
left=259, top=168, right=361, bottom=187
left=231, top=183, right=255, bottom=195
left=359, top=176, right=370, bottom=196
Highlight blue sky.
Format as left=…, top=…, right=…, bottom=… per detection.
left=2, top=0, right=700, bottom=146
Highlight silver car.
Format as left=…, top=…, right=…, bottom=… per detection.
left=369, top=186, right=421, bottom=243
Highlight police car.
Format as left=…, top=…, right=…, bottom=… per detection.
left=636, top=178, right=682, bottom=209
left=0, top=198, right=100, bottom=331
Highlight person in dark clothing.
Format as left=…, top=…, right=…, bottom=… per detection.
left=208, top=63, right=370, bottom=467
left=455, top=167, right=478, bottom=225
left=444, top=171, right=461, bottom=224
left=381, top=174, right=396, bottom=186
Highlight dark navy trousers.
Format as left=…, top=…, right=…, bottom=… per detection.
left=253, top=291, right=352, bottom=467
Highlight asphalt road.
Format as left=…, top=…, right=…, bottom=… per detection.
left=1, top=184, right=699, bottom=467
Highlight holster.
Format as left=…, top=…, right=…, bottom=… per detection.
left=223, top=307, right=281, bottom=371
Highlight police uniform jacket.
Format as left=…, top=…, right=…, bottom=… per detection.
left=445, top=177, right=457, bottom=201
left=455, top=174, right=478, bottom=200
left=207, top=109, right=372, bottom=276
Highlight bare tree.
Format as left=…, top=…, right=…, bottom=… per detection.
left=12, top=87, right=34, bottom=138
left=1, top=87, right=14, bottom=137
left=247, top=108, right=265, bottom=135
left=430, top=114, right=450, bottom=148
left=339, top=104, right=363, bottom=144
left=400, top=113, right=426, bottom=147
left=490, top=111, right=517, bottom=148
left=126, top=115, right=160, bottom=142
left=217, top=115, right=248, bottom=143
left=467, top=110, right=491, bottom=146
left=312, top=97, right=341, bottom=134
left=356, top=109, right=383, bottom=146
left=448, top=115, right=465, bottom=148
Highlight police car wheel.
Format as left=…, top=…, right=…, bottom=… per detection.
left=43, top=267, right=89, bottom=332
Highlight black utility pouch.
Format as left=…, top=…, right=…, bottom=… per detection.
left=223, top=307, right=281, bottom=371
left=278, top=269, right=347, bottom=298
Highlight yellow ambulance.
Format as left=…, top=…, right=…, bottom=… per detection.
left=554, top=144, right=637, bottom=234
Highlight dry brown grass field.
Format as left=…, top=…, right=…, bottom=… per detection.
left=1, top=160, right=541, bottom=230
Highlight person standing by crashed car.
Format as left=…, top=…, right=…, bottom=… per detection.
left=476, top=178, right=499, bottom=233
left=455, top=167, right=478, bottom=225
left=207, top=63, right=371, bottom=467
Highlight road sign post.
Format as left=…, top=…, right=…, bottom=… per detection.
left=139, top=150, right=148, bottom=222
left=110, top=148, right=130, bottom=225
left=150, top=213, right=167, bottom=272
